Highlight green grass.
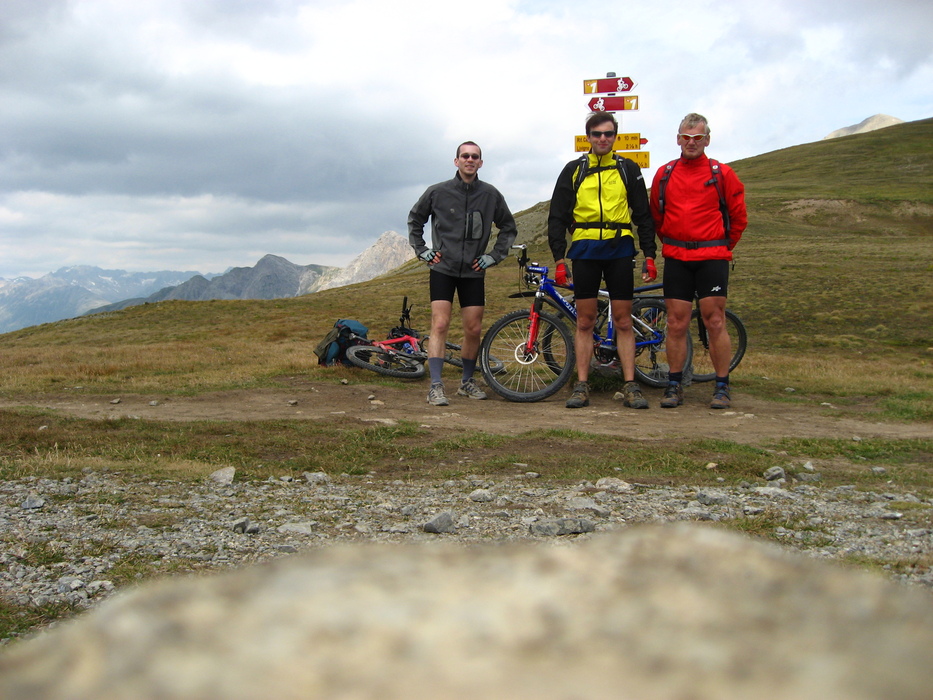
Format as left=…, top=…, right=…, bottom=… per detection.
left=4, top=410, right=929, bottom=490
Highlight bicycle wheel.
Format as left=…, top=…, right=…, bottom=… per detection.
left=689, top=308, right=748, bottom=382
left=480, top=309, right=575, bottom=402
left=631, top=298, right=691, bottom=388
left=419, top=337, right=505, bottom=373
left=345, top=345, right=426, bottom=379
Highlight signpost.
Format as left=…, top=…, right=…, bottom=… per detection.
left=574, top=134, right=647, bottom=151
left=616, top=151, right=649, bottom=169
left=576, top=72, right=650, bottom=169
left=583, top=76, right=635, bottom=94
left=586, top=95, right=638, bottom=112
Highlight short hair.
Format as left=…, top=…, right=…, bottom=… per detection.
left=456, top=141, right=482, bottom=158
left=679, top=113, right=710, bottom=135
left=585, top=111, right=618, bottom=135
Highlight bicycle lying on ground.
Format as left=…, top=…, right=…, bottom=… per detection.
left=479, top=245, right=690, bottom=402
left=346, top=297, right=503, bottom=379
left=633, top=284, right=748, bottom=383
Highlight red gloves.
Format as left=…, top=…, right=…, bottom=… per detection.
left=642, top=258, right=657, bottom=281
left=555, top=262, right=569, bottom=286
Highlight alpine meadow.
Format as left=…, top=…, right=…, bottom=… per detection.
left=0, top=117, right=931, bottom=641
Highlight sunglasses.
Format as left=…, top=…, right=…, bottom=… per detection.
left=458, top=153, right=481, bottom=160
left=678, top=133, right=708, bottom=142
left=589, top=130, right=616, bottom=139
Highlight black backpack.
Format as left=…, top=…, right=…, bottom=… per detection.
left=314, top=319, right=369, bottom=366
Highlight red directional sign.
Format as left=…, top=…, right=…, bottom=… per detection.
left=583, top=76, right=635, bottom=94
left=587, top=95, right=638, bottom=112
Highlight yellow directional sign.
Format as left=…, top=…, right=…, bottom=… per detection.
left=574, top=133, right=643, bottom=152
left=616, top=151, right=650, bottom=168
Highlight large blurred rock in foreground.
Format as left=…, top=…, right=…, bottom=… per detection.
left=2, top=524, right=932, bottom=699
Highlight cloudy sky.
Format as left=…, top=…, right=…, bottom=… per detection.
left=1, top=0, right=930, bottom=279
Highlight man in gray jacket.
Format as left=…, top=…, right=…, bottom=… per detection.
left=409, top=141, right=517, bottom=406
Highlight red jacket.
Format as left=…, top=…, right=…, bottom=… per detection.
left=649, top=154, right=747, bottom=261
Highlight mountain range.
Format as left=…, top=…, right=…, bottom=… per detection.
left=0, top=231, right=413, bottom=333
left=0, top=113, right=908, bottom=335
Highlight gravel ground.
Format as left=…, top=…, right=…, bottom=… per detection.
left=2, top=464, right=932, bottom=643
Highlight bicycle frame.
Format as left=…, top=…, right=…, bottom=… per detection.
left=512, top=249, right=665, bottom=358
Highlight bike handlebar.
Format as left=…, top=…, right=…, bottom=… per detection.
left=511, top=244, right=663, bottom=296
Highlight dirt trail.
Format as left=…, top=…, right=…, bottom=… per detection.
left=2, top=380, right=926, bottom=444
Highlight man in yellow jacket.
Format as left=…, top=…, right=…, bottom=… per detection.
left=547, top=111, right=658, bottom=409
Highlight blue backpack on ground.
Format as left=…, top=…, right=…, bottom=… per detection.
left=314, top=319, right=369, bottom=366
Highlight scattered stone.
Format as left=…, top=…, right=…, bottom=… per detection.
left=695, top=490, right=728, bottom=506
left=595, top=477, right=632, bottom=492
left=277, top=522, right=317, bottom=535
left=21, top=494, right=45, bottom=510
left=567, top=497, right=610, bottom=516
left=529, top=518, right=596, bottom=536
left=469, top=489, right=494, bottom=503
left=871, top=467, right=887, bottom=475
left=287, top=400, right=298, bottom=406
left=148, top=400, right=160, bottom=407
left=340, top=379, right=349, bottom=385
left=209, top=467, right=236, bottom=485
left=423, top=512, right=456, bottom=534
left=110, top=398, right=121, bottom=405
left=303, top=471, right=329, bottom=485
left=764, top=466, right=786, bottom=481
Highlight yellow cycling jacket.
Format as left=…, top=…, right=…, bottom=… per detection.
left=547, top=153, right=656, bottom=262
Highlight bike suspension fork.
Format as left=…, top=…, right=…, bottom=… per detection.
left=525, top=296, right=546, bottom=350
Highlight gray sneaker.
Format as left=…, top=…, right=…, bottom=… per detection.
left=427, top=382, right=449, bottom=406
left=621, top=381, right=649, bottom=409
left=566, top=381, right=590, bottom=408
left=457, top=377, right=487, bottom=400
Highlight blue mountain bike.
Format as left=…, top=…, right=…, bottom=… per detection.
left=479, top=245, right=691, bottom=402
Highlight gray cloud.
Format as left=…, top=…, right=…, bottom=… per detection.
left=0, top=0, right=930, bottom=279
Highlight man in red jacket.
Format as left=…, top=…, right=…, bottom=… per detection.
left=650, top=113, right=747, bottom=409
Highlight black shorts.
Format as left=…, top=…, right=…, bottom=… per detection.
left=571, top=257, right=634, bottom=301
left=663, top=258, right=730, bottom=301
left=429, top=270, right=485, bottom=307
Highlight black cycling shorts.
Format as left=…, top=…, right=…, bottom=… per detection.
left=663, top=258, right=730, bottom=301
left=429, top=270, right=485, bottom=307
left=571, top=256, right=634, bottom=301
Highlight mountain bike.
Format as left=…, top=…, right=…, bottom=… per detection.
left=479, top=245, right=690, bottom=402
left=633, top=284, right=748, bottom=383
left=345, top=297, right=427, bottom=379
left=346, top=297, right=503, bottom=379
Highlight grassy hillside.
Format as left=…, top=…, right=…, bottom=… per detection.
left=0, top=118, right=931, bottom=418
left=1, top=119, right=931, bottom=642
